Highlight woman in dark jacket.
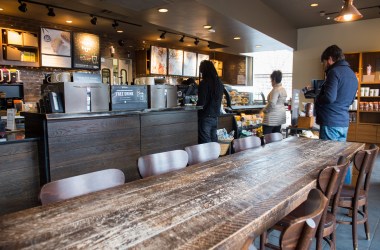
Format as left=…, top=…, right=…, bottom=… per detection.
left=197, top=60, right=224, bottom=143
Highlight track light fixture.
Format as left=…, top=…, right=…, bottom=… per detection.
left=47, top=6, right=55, bottom=17
left=160, top=31, right=166, bottom=39
left=18, top=0, right=27, bottom=13
left=179, top=35, right=185, bottom=43
left=112, top=20, right=119, bottom=29
left=90, top=15, right=97, bottom=25
left=194, top=38, right=200, bottom=45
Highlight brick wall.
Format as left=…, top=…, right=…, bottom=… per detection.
left=0, top=14, right=135, bottom=103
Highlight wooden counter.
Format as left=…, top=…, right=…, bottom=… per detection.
left=0, top=137, right=364, bottom=249
left=22, top=107, right=199, bottom=185
left=0, top=133, right=40, bottom=215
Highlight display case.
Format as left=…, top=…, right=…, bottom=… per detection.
left=223, top=85, right=266, bottom=114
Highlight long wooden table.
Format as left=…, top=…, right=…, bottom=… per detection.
left=0, top=137, right=364, bottom=249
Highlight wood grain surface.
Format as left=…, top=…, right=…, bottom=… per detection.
left=0, top=137, right=364, bottom=249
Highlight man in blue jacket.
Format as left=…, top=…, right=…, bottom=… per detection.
left=316, top=45, right=358, bottom=184
left=316, top=45, right=358, bottom=141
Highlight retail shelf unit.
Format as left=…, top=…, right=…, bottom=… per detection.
left=345, top=52, right=380, bottom=143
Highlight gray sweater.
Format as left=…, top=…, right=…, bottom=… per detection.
left=263, top=84, right=287, bottom=126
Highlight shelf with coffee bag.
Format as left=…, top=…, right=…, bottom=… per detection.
left=345, top=51, right=380, bottom=143
left=0, top=28, right=39, bottom=67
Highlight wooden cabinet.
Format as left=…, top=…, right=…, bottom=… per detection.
left=0, top=28, right=39, bottom=67
left=345, top=51, right=380, bottom=143
left=135, top=49, right=150, bottom=75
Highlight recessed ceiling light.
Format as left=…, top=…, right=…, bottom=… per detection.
left=310, top=3, right=318, bottom=7
left=157, top=38, right=162, bottom=40
left=187, top=44, right=191, bottom=46
left=158, top=8, right=168, bottom=13
left=203, top=25, right=212, bottom=29
left=208, top=29, right=215, bottom=33
left=234, top=36, right=241, bottom=40
left=66, top=20, right=72, bottom=23
left=117, top=30, right=123, bottom=33
left=327, top=17, right=331, bottom=20
left=0, top=8, right=4, bottom=11
left=255, top=45, right=262, bottom=48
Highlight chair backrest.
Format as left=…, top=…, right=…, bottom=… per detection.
left=138, top=149, right=189, bottom=178
left=281, top=189, right=328, bottom=250
left=185, top=142, right=220, bottom=165
left=233, top=136, right=262, bottom=153
left=264, top=132, right=283, bottom=144
left=353, top=144, right=379, bottom=195
left=316, top=156, right=350, bottom=236
left=39, top=168, right=125, bottom=205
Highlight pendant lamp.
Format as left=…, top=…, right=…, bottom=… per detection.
left=334, top=0, right=363, bottom=22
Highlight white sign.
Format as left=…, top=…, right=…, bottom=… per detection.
left=6, top=109, right=16, bottom=131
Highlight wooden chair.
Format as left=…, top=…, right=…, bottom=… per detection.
left=39, top=168, right=125, bottom=205
left=263, top=132, right=283, bottom=144
left=337, top=144, right=379, bottom=250
left=138, top=149, right=189, bottom=178
left=185, top=142, right=220, bottom=165
left=315, top=156, right=350, bottom=250
left=260, top=157, right=349, bottom=250
left=233, top=136, right=262, bottom=153
left=244, top=189, right=328, bottom=250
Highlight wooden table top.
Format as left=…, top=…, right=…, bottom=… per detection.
left=0, top=137, right=364, bottom=249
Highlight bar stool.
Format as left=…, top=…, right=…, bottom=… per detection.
left=233, top=136, right=262, bottom=153
left=263, top=132, right=283, bottom=144
left=39, top=169, right=125, bottom=205
left=337, top=144, right=379, bottom=250
left=185, top=142, right=220, bottom=165
left=138, top=149, right=189, bottom=178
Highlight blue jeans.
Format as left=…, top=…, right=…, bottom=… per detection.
left=198, top=117, right=218, bottom=143
left=320, top=126, right=351, bottom=184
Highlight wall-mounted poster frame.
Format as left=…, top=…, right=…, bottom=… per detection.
left=72, top=32, right=100, bottom=70
left=40, top=28, right=72, bottom=68
left=183, top=51, right=197, bottom=77
left=150, top=45, right=167, bottom=75
left=168, top=48, right=183, bottom=76
left=196, top=53, right=210, bottom=76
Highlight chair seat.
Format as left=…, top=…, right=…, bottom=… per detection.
left=339, top=185, right=367, bottom=207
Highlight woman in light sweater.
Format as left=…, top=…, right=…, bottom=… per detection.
left=262, top=70, right=287, bottom=135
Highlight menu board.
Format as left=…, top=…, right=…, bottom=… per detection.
left=40, top=28, right=72, bottom=68
left=168, top=48, right=183, bottom=75
left=72, top=32, right=100, bottom=69
left=183, top=51, right=197, bottom=77
left=150, top=46, right=167, bottom=75
left=196, top=53, right=210, bottom=76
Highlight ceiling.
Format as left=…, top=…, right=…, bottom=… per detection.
left=1, top=0, right=380, bottom=55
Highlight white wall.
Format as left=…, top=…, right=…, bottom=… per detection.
left=293, top=18, right=380, bottom=103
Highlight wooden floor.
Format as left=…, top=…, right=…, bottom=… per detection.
left=255, top=153, right=380, bottom=250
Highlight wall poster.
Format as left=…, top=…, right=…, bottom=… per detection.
left=150, top=45, right=167, bottom=75
left=72, top=32, right=100, bottom=69
left=168, top=48, right=183, bottom=75
left=183, top=51, right=197, bottom=77
left=196, top=53, right=210, bottom=76
left=40, top=28, right=71, bottom=68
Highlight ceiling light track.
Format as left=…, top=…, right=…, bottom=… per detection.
left=322, top=4, right=379, bottom=21
left=157, top=29, right=212, bottom=47
left=17, top=0, right=142, bottom=27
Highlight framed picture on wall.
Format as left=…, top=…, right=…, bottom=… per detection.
left=150, top=45, right=167, bottom=75
left=40, top=28, right=72, bottom=68
left=72, top=32, right=100, bottom=69
left=183, top=51, right=197, bottom=77
left=168, top=48, right=183, bottom=75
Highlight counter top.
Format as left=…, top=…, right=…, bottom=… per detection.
left=21, top=106, right=202, bottom=120
left=0, top=131, right=38, bottom=145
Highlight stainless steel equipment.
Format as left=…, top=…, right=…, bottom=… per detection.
left=148, top=85, right=177, bottom=109
left=41, top=82, right=109, bottom=113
